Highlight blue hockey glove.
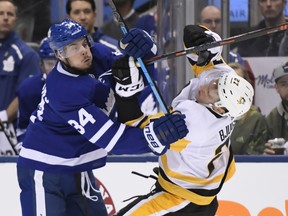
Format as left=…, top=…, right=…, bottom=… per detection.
left=144, top=112, right=188, bottom=155
left=119, top=28, right=157, bottom=58
left=183, top=25, right=222, bottom=66
left=112, top=55, right=144, bottom=99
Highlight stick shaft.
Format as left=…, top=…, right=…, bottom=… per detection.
left=109, top=0, right=169, bottom=113
left=145, top=22, right=288, bottom=64
left=0, top=121, right=18, bottom=155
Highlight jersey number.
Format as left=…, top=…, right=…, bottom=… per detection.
left=68, top=108, right=96, bottom=134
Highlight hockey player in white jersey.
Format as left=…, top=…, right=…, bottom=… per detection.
left=114, top=25, right=254, bottom=216
left=16, top=19, right=188, bottom=216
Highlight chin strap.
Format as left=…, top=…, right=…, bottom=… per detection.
left=59, top=61, right=90, bottom=75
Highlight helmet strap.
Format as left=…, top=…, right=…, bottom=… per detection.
left=59, top=60, right=89, bottom=75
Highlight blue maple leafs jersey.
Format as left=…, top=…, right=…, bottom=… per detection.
left=17, top=43, right=153, bottom=173
left=18, top=62, right=152, bottom=173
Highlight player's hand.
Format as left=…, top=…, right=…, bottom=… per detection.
left=144, top=112, right=188, bottom=155
left=112, top=55, right=144, bottom=99
left=183, top=25, right=222, bottom=66
left=119, top=28, right=157, bottom=58
left=263, top=142, right=276, bottom=155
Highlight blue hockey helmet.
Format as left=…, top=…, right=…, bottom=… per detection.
left=38, top=37, right=56, bottom=59
left=47, top=18, right=89, bottom=51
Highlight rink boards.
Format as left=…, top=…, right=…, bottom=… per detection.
left=1, top=156, right=288, bottom=216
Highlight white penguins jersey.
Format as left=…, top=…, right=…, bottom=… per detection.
left=157, top=77, right=236, bottom=206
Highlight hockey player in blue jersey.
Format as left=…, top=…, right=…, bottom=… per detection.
left=16, top=37, right=57, bottom=151
left=16, top=18, right=188, bottom=216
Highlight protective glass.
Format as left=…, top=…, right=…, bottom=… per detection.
left=57, top=36, right=93, bottom=58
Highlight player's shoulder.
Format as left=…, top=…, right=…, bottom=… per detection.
left=91, top=42, right=113, bottom=53
left=173, top=100, right=204, bottom=118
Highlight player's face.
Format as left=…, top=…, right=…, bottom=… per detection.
left=0, top=1, right=17, bottom=39
left=258, top=0, right=286, bottom=20
left=58, top=37, right=93, bottom=70
left=196, top=79, right=220, bottom=104
left=196, top=80, right=229, bottom=115
left=42, top=59, right=57, bottom=75
left=68, top=1, right=96, bottom=34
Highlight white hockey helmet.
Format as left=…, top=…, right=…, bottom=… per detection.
left=213, top=73, right=254, bottom=118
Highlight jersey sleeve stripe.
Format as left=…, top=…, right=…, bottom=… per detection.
left=19, top=146, right=108, bottom=166
left=104, top=123, right=126, bottom=152
left=89, top=120, right=114, bottom=143
left=11, top=44, right=23, bottom=59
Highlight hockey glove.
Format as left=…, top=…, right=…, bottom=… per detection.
left=112, top=55, right=144, bottom=99
left=119, top=28, right=157, bottom=58
left=143, top=112, right=188, bottom=155
left=183, top=25, right=223, bottom=66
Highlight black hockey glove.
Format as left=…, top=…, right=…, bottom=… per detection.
left=144, top=112, right=188, bottom=155
left=119, top=28, right=157, bottom=58
left=183, top=25, right=222, bottom=66
left=112, top=55, right=144, bottom=100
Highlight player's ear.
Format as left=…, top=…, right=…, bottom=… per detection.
left=55, top=50, right=64, bottom=61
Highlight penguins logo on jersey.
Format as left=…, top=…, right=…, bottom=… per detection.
left=237, top=97, right=246, bottom=105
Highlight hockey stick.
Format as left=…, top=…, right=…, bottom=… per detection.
left=0, top=120, right=18, bottom=155
left=108, top=0, right=169, bottom=114
left=131, top=171, right=157, bottom=180
left=145, top=22, right=288, bottom=64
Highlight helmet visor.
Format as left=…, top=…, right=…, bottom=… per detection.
left=57, top=36, right=93, bottom=58
left=196, top=78, right=220, bottom=104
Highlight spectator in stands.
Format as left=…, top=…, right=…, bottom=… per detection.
left=66, top=0, right=120, bottom=52
left=198, top=5, right=245, bottom=65
left=0, top=0, right=41, bottom=155
left=229, top=62, right=269, bottom=155
left=279, top=30, right=288, bottom=56
left=101, top=0, right=139, bottom=40
left=264, top=61, right=288, bottom=155
left=237, top=0, right=287, bottom=57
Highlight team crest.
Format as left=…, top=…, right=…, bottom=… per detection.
left=237, top=97, right=246, bottom=104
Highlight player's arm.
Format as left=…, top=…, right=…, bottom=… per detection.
left=111, top=55, right=188, bottom=155
left=0, top=97, right=18, bottom=124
